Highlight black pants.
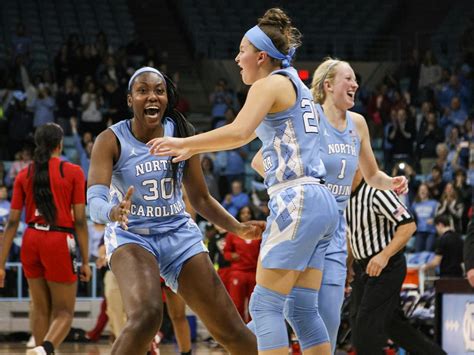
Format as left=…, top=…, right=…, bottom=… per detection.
left=350, top=252, right=446, bottom=355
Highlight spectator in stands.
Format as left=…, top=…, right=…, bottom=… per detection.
left=10, top=23, right=31, bottom=63
left=367, top=84, right=390, bottom=139
left=209, top=79, right=234, bottom=127
left=453, top=169, right=472, bottom=232
left=125, top=33, right=147, bottom=68
left=464, top=216, right=474, bottom=287
left=6, top=145, right=32, bottom=187
left=70, top=117, right=92, bottom=179
left=416, top=111, right=444, bottom=174
left=462, top=116, right=473, bottom=140
left=437, top=74, right=470, bottom=111
left=79, top=44, right=100, bottom=80
left=221, top=180, right=250, bottom=217
left=0, top=185, right=10, bottom=232
left=421, top=214, right=464, bottom=277
left=434, top=142, right=454, bottom=182
left=415, top=101, right=433, bottom=132
left=418, top=49, right=441, bottom=90
left=0, top=163, right=6, bottom=187
left=32, top=86, right=55, bottom=129
left=56, top=78, right=81, bottom=135
left=54, top=44, right=70, bottom=86
left=97, top=55, right=120, bottom=86
left=201, top=155, right=220, bottom=201
left=95, top=31, right=111, bottom=59
left=387, top=107, right=415, bottom=164
left=214, top=143, right=248, bottom=197
left=0, top=123, right=91, bottom=355
left=427, top=165, right=446, bottom=201
left=411, top=183, right=439, bottom=252
left=436, top=182, right=465, bottom=233
left=80, top=81, right=104, bottom=136
left=214, top=106, right=237, bottom=129
left=440, top=97, right=469, bottom=134
left=5, top=90, right=33, bottom=159
left=102, top=79, right=127, bottom=125
left=224, top=206, right=261, bottom=322
left=172, top=72, right=191, bottom=115
left=451, top=138, right=471, bottom=173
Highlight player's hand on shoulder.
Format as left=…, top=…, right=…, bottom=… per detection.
left=110, top=186, right=134, bottom=230
left=147, top=136, right=191, bottom=163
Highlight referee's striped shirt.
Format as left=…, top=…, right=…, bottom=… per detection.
left=346, top=180, right=414, bottom=260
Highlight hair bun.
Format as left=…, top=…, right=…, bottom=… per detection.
left=258, top=8, right=291, bottom=31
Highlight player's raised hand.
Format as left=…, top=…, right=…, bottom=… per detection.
left=147, top=137, right=192, bottom=163
left=392, top=175, right=408, bottom=195
left=110, top=186, right=134, bottom=230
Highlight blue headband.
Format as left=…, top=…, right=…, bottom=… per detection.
left=128, top=67, right=166, bottom=91
left=244, top=25, right=295, bottom=68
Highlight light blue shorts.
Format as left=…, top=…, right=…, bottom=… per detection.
left=260, top=183, right=338, bottom=271
left=321, top=212, right=348, bottom=286
left=104, top=219, right=207, bottom=292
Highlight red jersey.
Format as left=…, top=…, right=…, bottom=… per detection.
left=223, top=232, right=261, bottom=272
left=11, top=157, right=86, bottom=227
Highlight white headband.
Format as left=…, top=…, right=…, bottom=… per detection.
left=128, top=67, right=166, bottom=91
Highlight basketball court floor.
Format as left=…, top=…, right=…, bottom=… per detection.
left=0, top=342, right=227, bottom=354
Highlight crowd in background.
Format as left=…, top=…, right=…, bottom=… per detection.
left=0, top=20, right=473, bottom=316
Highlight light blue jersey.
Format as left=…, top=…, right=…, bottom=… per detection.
left=318, top=104, right=360, bottom=212
left=254, top=68, right=338, bottom=272
left=317, top=105, right=361, bottom=353
left=318, top=104, right=360, bottom=274
left=108, top=118, right=189, bottom=235
left=104, top=118, right=206, bottom=292
left=255, top=67, right=326, bottom=189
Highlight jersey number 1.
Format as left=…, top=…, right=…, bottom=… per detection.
left=338, top=159, right=347, bottom=179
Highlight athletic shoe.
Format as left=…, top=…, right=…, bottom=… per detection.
left=26, top=346, right=47, bottom=355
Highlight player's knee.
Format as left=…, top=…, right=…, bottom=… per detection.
left=248, top=285, right=288, bottom=350
left=128, top=299, right=163, bottom=336
left=51, top=307, right=74, bottom=321
left=284, top=287, right=328, bottom=350
left=168, top=309, right=186, bottom=324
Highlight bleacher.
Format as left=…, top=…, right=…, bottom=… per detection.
left=430, top=0, right=474, bottom=64
left=0, top=0, right=135, bottom=73
left=175, top=0, right=401, bottom=61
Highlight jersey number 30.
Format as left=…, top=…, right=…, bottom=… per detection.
left=142, top=178, right=174, bottom=201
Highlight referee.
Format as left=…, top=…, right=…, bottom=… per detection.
left=346, top=168, right=446, bottom=355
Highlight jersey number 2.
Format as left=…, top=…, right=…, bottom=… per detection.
left=300, top=99, right=319, bottom=133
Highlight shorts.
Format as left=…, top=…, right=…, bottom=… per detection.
left=20, top=228, right=77, bottom=283
left=105, top=219, right=207, bottom=292
left=321, top=212, right=348, bottom=286
left=260, top=183, right=338, bottom=271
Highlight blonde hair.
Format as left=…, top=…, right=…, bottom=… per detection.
left=310, top=57, right=349, bottom=104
